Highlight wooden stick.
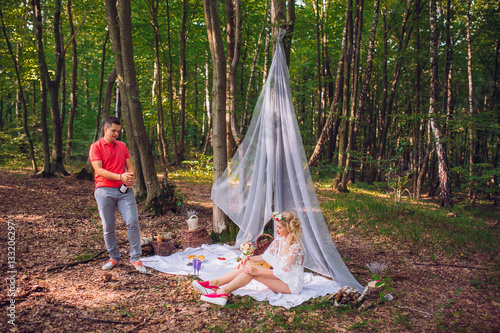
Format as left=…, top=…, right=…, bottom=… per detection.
left=410, top=262, right=489, bottom=270
left=81, top=316, right=142, bottom=325
left=46, top=240, right=129, bottom=272
left=397, top=306, right=435, bottom=317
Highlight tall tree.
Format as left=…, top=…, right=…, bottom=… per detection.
left=116, top=0, right=161, bottom=204
left=429, top=0, right=452, bottom=206
left=340, top=0, right=379, bottom=191
left=203, top=0, right=228, bottom=233
left=32, top=0, right=73, bottom=176
left=65, top=0, right=77, bottom=161
left=226, top=0, right=243, bottom=152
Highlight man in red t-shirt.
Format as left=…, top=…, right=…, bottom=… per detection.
left=89, top=116, right=146, bottom=273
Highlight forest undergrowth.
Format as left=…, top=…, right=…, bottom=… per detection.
left=0, top=166, right=498, bottom=332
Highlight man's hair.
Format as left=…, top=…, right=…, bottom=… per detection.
left=104, top=116, right=121, bottom=128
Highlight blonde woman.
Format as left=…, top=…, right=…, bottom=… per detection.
left=192, top=211, right=305, bottom=306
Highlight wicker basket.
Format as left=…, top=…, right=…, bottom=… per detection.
left=253, top=234, right=274, bottom=256
left=152, top=238, right=176, bottom=256
left=181, top=227, right=212, bottom=249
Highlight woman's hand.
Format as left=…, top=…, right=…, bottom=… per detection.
left=236, top=256, right=250, bottom=269
left=242, top=263, right=259, bottom=276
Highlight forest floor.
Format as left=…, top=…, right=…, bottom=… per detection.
left=0, top=168, right=498, bottom=332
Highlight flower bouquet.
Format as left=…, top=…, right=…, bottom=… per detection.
left=237, top=242, right=256, bottom=262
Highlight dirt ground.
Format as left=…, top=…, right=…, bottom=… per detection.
left=0, top=170, right=498, bottom=332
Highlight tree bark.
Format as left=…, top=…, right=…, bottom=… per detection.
left=466, top=0, right=475, bottom=200
left=333, top=0, right=353, bottom=192
left=429, top=0, right=452, bottom=206
left=342, top=0, right=379, bottom=190
left=177, top=0, right=188, bottom=163
left=308, top=3, right=349, bottom=167
left=203, top=0, right=228, bottom=233
left=33, top=0, right=70, bottom=176
left=376, top=0, right=413, bottom=182
left=147, top=0, right=168, bottom=166
left=163, top=0, right=179, bottom=165
left=117, top=0, right=161, bottom=204
left=227, top=0, right=243, bottom=149
left=103, top=0, right=146, bottom=198
left=65, top=0, right=77, bottom=162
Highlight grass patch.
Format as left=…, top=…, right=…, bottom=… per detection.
left=320, top=183, right=499, bottom=258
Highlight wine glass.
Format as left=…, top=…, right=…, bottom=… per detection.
left=196, top=259, right=202, bottom=275
left=192, top=258, right=198, bottom=275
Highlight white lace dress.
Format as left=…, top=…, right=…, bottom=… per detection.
left=262, top=235, right=305, bottom=294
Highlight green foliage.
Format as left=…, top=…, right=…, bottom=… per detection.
left=451, top=163, right=500, bottom=200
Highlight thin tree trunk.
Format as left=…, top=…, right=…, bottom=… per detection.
left=147, top=0, right=168, bottom=166
left=228, top=0, right=243, bottom=148
left=65, top=0, right=77, bottom=161
left=308, top=3, right=349, bottom=167
left=93, top=31, right=109, bottom=143
left=203, top=0, right=228, bottom=233
left=466, top=0, right=475, bottom=200
left=244, top=13, right=267, bottom=123
left=0, top=7, right=38, bottom=173
left=333, top=0, right=353, bottom=192
left=376, top=0, right=413, bottom=182
left=165, top=0, right=179, bottom=165
left=177, top=0, right=188, bottom=163
left=225, top=0, right=237, bottom=154
left=342, top=0, right=378, bottom=190
left=313, top=0, right=322, bottom=139
left=429, top=0, right=452, bottom=207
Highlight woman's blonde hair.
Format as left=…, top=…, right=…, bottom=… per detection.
left=278, top=211, right=303, bottom=250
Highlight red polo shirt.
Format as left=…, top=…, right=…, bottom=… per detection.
left=89, top=138, right=131, bottom=189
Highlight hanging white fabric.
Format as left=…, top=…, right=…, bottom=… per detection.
left=211, top=29, right=363, bottom=291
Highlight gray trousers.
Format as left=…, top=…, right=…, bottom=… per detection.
left=94, top=187, right=142, bottom=262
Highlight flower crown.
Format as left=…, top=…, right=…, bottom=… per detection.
left=271, top=211, right=284, bottom=222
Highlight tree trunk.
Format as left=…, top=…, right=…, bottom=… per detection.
left=342, top=0, right=378, bottom=190
left=65, top=0, right=77, bottom=162
left=177, top=0, right=188, bottom=163
left=308, top=3, right=349, bottom=167
left=429, top=0, right=452, bottom=207
left=117, top=0, right=161, bottom=204
left=103, top=0, right=146, bottom=198
left=466, top=0, right=475, bottom=200
left=227, top=0, right=243, bottom=149
left=147, top=0, right=168, bottom=166
left=0, top=7, right=38, bottom=173
left=32, top=0, right=55, bottom=177
left=333, top=0, right=353, bottom=192
left=376, top=0, right=413, bottom=182
left=165, top=0, right=179, bottom=165
left=244, top=14, right=267, bottom=123
left=313, top=0, right=323, bottom=139
left=93, top=31, right=109, bottom=143
left=203, top=0, right=228, bottom=233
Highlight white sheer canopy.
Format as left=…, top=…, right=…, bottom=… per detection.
left=211, top=30, right=363, bottom=292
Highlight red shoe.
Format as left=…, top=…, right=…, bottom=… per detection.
left=200, top=292, right=228, bottom=306
left=192, top=280, right=218, bottom=294
left=102, top=258, right=120, bottom=270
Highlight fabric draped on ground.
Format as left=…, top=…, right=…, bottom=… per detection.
left=141, top=244, right=340, bottom=308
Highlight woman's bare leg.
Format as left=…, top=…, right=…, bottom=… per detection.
left=217, top=272, right=253, bottom=296
left=254, top=275, right=291, bottom=294
left=208, top=268, right=242, bottom=287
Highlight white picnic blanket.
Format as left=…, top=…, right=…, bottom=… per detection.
left=141, top=243, right=340, bottom=308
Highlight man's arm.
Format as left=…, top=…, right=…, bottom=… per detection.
left=123, top=158, right=136, bottom=187
left=91, top=160, right=122, bottom=181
